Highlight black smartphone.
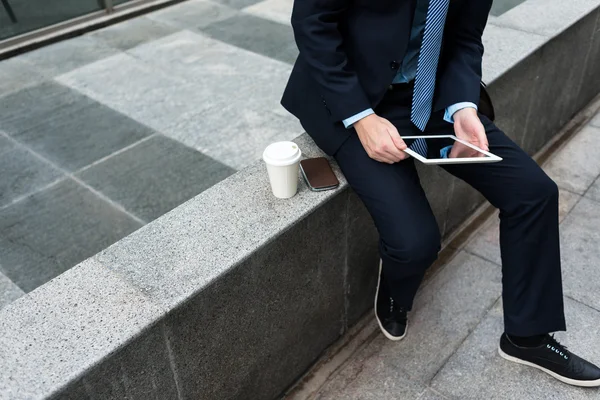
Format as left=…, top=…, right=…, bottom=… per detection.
left=299, top=158, right=340, bottom=191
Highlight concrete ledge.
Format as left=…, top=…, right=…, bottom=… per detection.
left=1, top=1, right=600, bottom=399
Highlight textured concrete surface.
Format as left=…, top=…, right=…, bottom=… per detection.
left=481, top=24, right=547, bottom=83
left=242, top=0, right=293, bottom=25
left=163, top=193, right=347, bottom=400
left=55, top=324, right=181, bottom=400
left=560, top=197, right=600, bottom=311
left=545, top=125, right=600, bottom=194
left=0, top=259, right=165, bottom=400
left=489, top=0, right=600, bottom=36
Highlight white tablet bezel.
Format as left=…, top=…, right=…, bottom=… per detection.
left=401, top=135, right=503, bottom=164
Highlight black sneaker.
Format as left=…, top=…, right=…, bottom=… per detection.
left=374, top=260, right=407, bottom=341
left=499, top=333, right=600, bottom=387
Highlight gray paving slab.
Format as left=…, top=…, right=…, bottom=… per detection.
left=314, top=252, right=502, bottom=399
left=431, top=298, right=600, bottom=400
left=146, top=0, right=237, bottom=29
left=466, top=188, right=581, bottom=266
left=591, top=112, right=600, bottom=128
left=586, top=176, right=600, bottom=203
left=0, top=144, right=63, bottom=208
left=56, top=52, right=214, bottom=137
left=18, top=35, right=119, bottom=77
left=417, top=389, right=450, bottom=400
left=211, top=0, right=262, bottom=9
left=0, top=271, right=24, bottom=310
left=58, top=45, right=302, bottom=169
left=8, top=93, right=153, bottom=172
left=200, top=13, right=298, bottom=64
left=126, top=30, right=302, bottom=168
left=0, top=134, right=15, bottom=155
left=0, top=58, right=48, bottom=98
left=490, top=0, right=600, bottom=37
left=545, top=125, right=600, bottom=194
left=242, top=0, right=293, bottom=25
left=87, top=17, right=179, bottom=51
left=0, top=179, right=142, bottom=293
left=0, top=258, right=165, bottom=400
left=127, top=30, right=293, bottom=100
left=560, top=197, right=600, bottom=311
left=165, top=99, right=304, bottom=169
left=77, top=135, right=235, bottom=222
left=0, top=81, right=92, bottom=135
left=490, top=0, right=527, bottom=16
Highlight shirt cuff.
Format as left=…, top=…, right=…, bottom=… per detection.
left=444, top=102, right=478, bottom=124
left=342, top=108, right=375, bottom=128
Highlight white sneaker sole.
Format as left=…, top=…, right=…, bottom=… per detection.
left=374, top=259, right=407, bottom=342
left=498, top=345, right=600, bottom=387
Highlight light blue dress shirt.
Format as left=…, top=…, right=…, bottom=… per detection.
left=342, top=0, right=477, bottom=128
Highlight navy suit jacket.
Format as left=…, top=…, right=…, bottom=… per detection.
left=281, top=0, right=494, bottom=155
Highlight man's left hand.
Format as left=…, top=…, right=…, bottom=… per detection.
left=451, top=107, right=489, bottom=158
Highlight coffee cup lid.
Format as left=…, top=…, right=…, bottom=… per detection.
left=263, top=141, right=301, bottom=166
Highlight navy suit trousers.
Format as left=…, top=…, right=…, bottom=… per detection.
left=333, top=85, right=566, bottom=336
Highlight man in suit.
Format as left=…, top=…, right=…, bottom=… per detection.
left=282, top=0, right=600, bottom=387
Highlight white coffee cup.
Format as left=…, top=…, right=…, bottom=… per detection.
left=263, top=141, right=302, bottom=199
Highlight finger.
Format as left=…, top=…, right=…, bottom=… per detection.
left=383, top=121, right=408, bottom=151
left=476, top=125, right=489, bottom=151
left=370, top=150, right=395, bottom=164
left=382, top=144, right=404, bottom=162
left=375, top=144, right=401, bottom=163
left=384, top=130, right=407, bottom=161
left=398, top=151, right=411, bottom=160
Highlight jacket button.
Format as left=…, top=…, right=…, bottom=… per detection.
left=390, top=61, right=400, bottom=70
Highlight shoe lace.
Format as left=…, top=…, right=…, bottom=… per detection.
left=546, top=334, right=571, bottom=360
left=386, top=297, right=407, bottom=322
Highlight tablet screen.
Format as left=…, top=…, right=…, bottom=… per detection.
left=406, top=136, right=491, bottom=160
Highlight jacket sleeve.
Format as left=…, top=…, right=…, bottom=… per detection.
left=291, top=0, right=372, bottom=122
left=434, top=0, right=493, bottom=112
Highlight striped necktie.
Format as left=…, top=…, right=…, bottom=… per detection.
left=409, top=0, right=451, bottom=157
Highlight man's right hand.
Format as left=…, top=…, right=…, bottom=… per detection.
left=354, top=114, right=410, bottom=164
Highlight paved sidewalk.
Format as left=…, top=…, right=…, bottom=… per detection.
left=289, top=110, right=600, bottom=400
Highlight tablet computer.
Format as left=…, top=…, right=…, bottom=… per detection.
left=402, top=135, right=502, bottom=164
